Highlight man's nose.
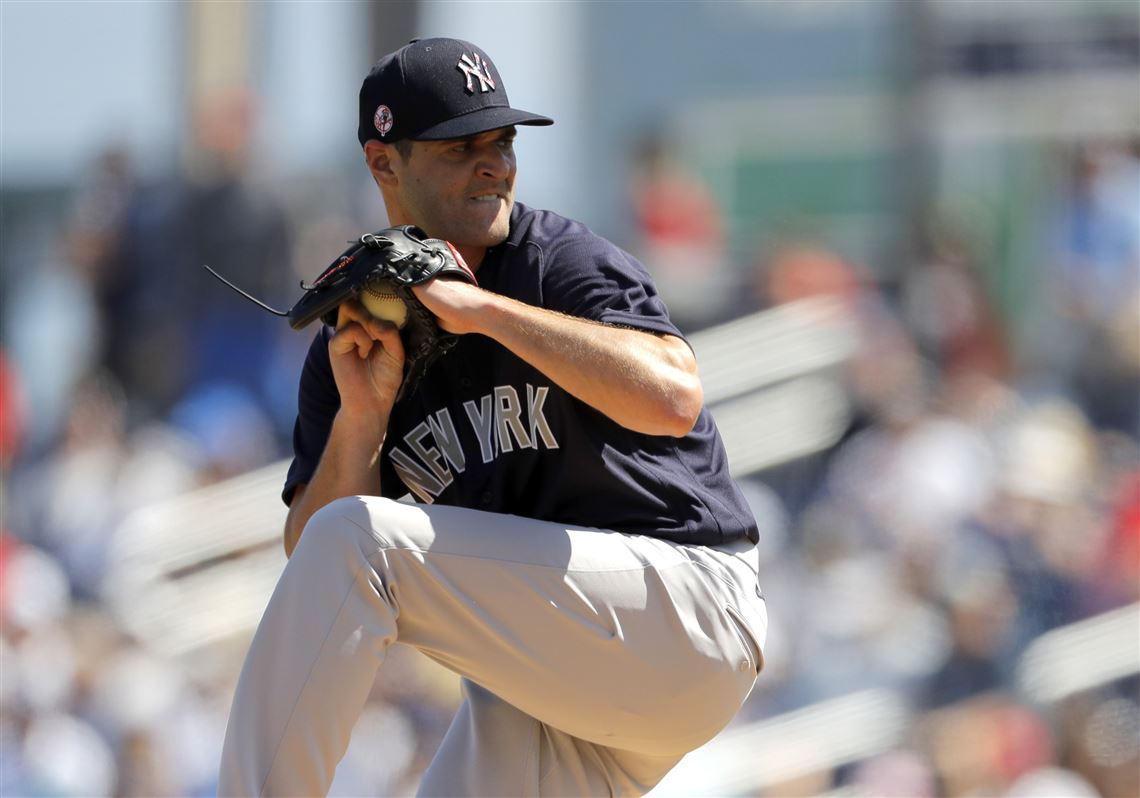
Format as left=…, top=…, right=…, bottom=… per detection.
left=476, top=146, right=512, bottom=180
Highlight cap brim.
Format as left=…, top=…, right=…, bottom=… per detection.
left=412, top=105, right=553, bottom=141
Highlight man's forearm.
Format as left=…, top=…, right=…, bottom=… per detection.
left=284, top=410, right=386, bottom=557
left=474, top=293, right=703, bottom=436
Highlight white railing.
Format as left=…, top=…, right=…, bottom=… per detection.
left=648, top=690, right=910, bottom=797
left=104, top=459, right=290, bottom=655
left=648, top=602, right=1140, bottom=796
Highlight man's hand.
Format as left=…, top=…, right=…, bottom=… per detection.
left=283, top=303, right=400, bottom=558
left=330, top=301, right=405, bottom=431
left=410, top=278, right=486, bottom=335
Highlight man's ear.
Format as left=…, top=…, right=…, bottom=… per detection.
left=364, top=140, right=399, bottom=186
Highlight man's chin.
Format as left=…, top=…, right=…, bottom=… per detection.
left=474, top=205, right=512, bottom=246
left=427, top=201, right=511, bottom=247
left=487, top=214, right=511, bottom=245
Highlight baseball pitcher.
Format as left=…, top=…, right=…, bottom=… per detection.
left=218, top=37, right=767, bottom=797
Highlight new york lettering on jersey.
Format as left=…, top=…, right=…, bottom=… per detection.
left=388, top=382, right=560, bottom=503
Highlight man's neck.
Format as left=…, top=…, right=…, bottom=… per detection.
left=455, top=244, right=487, bottom=272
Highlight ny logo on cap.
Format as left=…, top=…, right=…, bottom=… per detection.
left=457, top=53, right=496, bottom=94
left=374, top=104, right=394, bottom=136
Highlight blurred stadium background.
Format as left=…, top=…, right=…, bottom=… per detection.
left=1, top=1, right=1137, bottom=796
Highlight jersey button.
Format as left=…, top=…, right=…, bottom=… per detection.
left=460, top=377, right=473, bottom=388
left=480, top=491, right=493, bottom=506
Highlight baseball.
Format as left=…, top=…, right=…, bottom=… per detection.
left=360, top=278, right=408, bottom=328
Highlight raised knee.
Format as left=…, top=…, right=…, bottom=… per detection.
left=307, top=493, right=368, bottom=529
left=295, top=496, right=381, bottom=559
left=300, top=496, right=419, bottom=553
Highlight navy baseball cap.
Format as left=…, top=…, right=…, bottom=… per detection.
left=357, top=37, right=553, bottom=146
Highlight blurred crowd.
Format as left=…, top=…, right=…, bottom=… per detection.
left=1, top=88, right=1138, bottom=795
left=0, top=90, right=422, bottom=796
left=634, top=137, right=1139, bottom=796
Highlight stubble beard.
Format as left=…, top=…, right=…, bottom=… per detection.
left=452, top=195, right=512, bottom=248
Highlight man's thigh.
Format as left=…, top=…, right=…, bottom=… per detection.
left=323, top=496, right=760, bottom=755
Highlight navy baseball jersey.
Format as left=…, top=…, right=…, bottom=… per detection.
left=284, top=203, right=757, bottom=547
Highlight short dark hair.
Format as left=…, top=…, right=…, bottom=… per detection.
left=393, top=139, right=413, bottom=160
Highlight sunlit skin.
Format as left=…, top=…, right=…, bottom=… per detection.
left=283, top=125, right=703, bottom=556
left=365, top=126, right=518, bottom=269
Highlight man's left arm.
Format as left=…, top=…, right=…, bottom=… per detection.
left=413, top=279, right=702, bottom=437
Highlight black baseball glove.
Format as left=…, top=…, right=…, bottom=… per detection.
left=205, top=225, right=477, bottom=400
left=294, top=225, right=477, bottom=400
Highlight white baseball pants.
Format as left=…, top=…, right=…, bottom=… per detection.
left=218, top=496, right=767, bottom=797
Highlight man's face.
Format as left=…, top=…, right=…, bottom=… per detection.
left=390, top=126, right=517, bottom=250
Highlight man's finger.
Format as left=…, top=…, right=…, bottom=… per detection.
left=339, top=301, right=405, bottom=345
left=335, top=301, right=369, bottom=331
left=330, top=323, right=374, bottom=359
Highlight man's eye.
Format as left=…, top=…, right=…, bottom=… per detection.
left=452, top=143, right=469, bottom=153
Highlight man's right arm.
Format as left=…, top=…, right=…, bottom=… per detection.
left=283, top=408, right=389, bottom=557
left=285, top=302, right=405, bottom=557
